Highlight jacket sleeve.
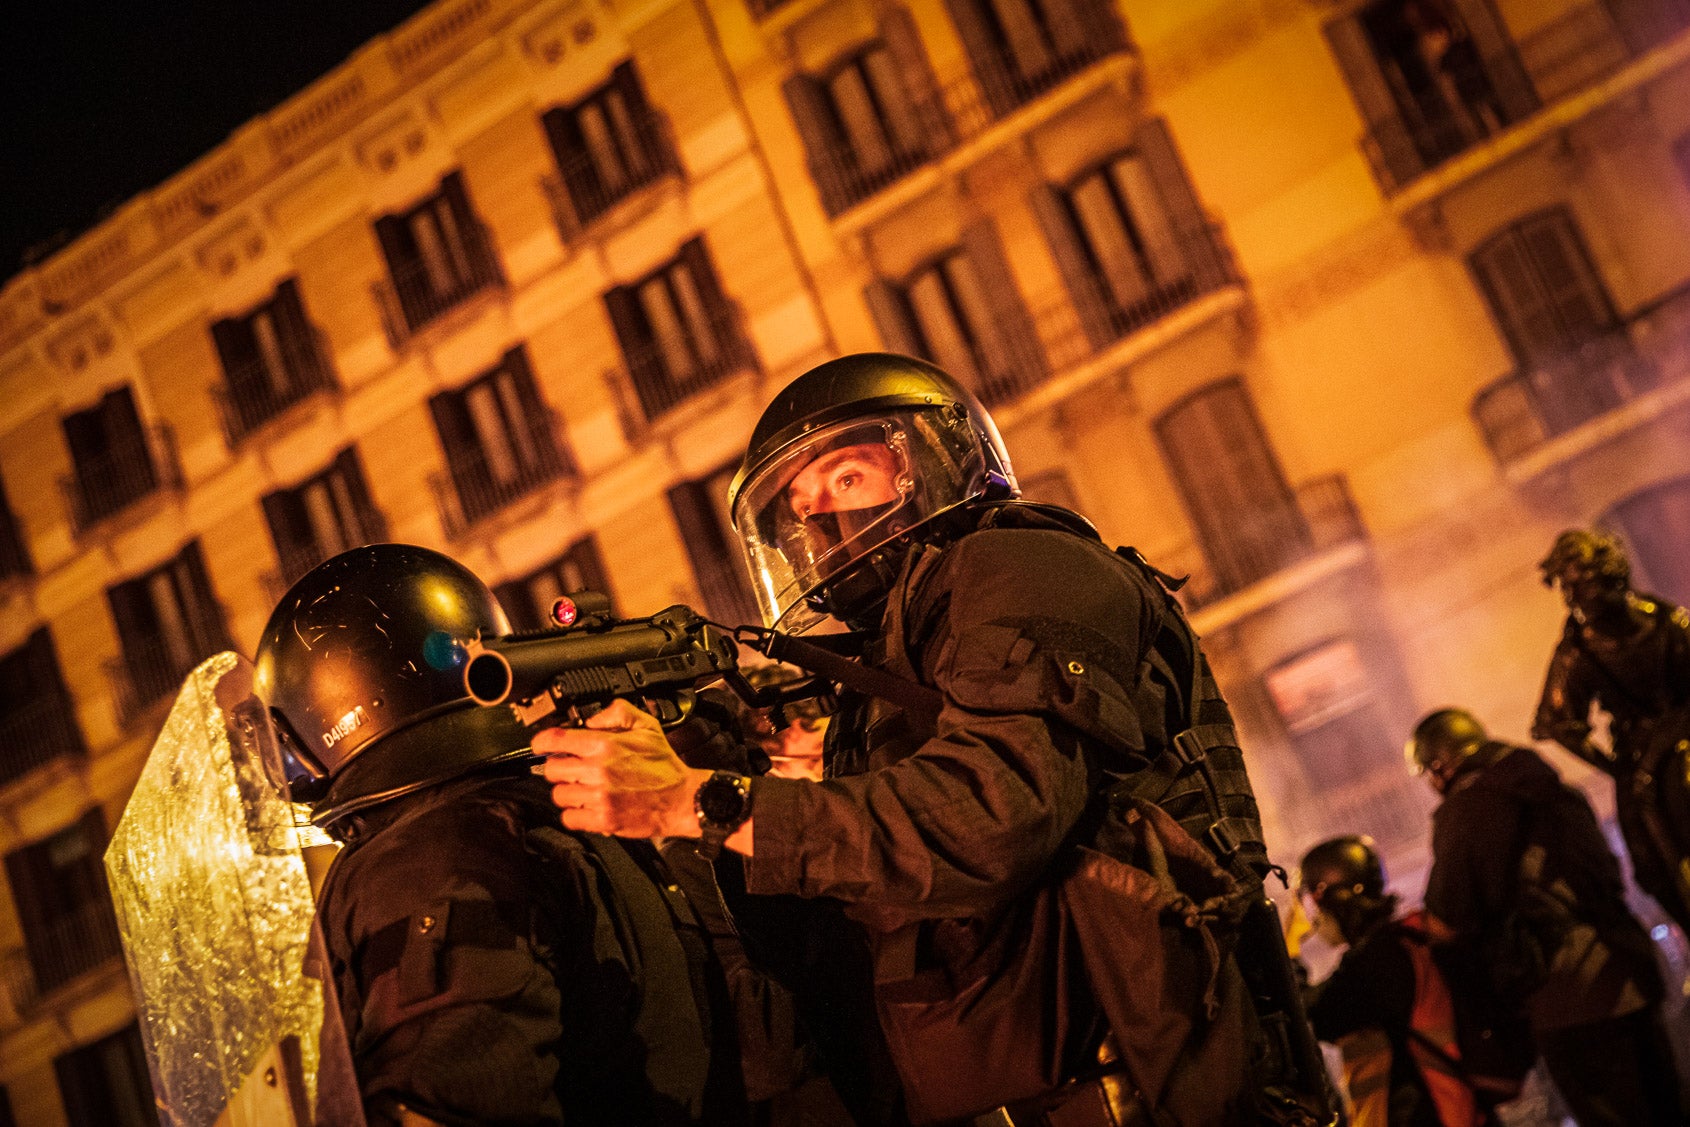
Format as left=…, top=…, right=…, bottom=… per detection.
left=743, top=529, right=1159, bottom=924
left=322, top=808, right=577, bottom=1127
left=1531, top=632, right=1605, bottom=768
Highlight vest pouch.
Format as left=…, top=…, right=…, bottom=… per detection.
left=873, top=889, right=1078, bottom=1126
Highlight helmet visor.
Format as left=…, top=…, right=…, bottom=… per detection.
left=733, top=412, right=985, bottom=631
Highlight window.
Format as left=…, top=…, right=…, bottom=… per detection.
left=1324, top=0, right=1536, bottom=191
left=210, top=279, right=333, bottom=444
left=1265, top=639, right=1400, bottom=788
left=945, top=0, right=1127, bottom=116
left=1603, top=479, right=1690, bottom=607
left=605, top=238, right=752, bottom=421
left=781, top=15, right=944, bottom=215
left=5, top=811, right=122, bottom=1000
left=0, top=475, right=29, bottom=580
left=495, top=538, right=613, bottom=632
left=107, top=542, right=229, bottom=723
left=261, top=448, right=386, bottom=586
left=863, top=222, right=1046, bottom=405
left=374, top=172, right=501, bottom=336
left=53, top=1024, right=159, bottom=1127
left=61, top=387, right=165, bottom=532
left=0, top=629, right=86, bottom=789
left=543, top=62, right=674, bottom=233
left=1032, top=119, right=1226, bottom=351
left=668, top=466, right=760, bottom=627
left=429, top=348, right=569, bottom=536
left=1155, top=378, right=1309, bottom=598
left=1469, top=208, right=1642, bottom=438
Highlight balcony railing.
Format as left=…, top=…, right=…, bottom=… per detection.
left=106, top=629, right=230, bottom=730
left=615, top=303, right=758, bottom=427
left=963, top=1, right=1131, bottom=122
left=431, top=420, right=573, bottom=540
left=807, top=95, right=955, bottom=217
left=0, top=695, right=86, bottom=790
left=1360, top=44, right=1535, bottom=193
left=747, top=0, right=797, bottom=16
left=212, top=327, right=338, bottom=446
left=1471, top=286, right=1690, bottom=462
left=3, top=899, right=124, bottom=1013
left=1187, top=474, right=1368, bottom=612
left=373, top=223, right=505, bottom=345
left=542, top=111, right=680, bottom=242
left=266, top=510, right=391, bottom=602
left=58, top=423, right=183, bottom=536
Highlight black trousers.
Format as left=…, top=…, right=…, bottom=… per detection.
left=1537, top=1007, right=1684, bottom=1126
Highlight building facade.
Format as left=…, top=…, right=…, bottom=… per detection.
left=1, top=0, right=1688, bottom=1120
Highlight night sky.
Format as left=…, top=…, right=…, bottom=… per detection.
left=2, top=0, right=437, bottom=279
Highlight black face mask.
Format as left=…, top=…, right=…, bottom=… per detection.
left=781, top=498, right=904, bottom=581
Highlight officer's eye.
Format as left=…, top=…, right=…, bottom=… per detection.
left=837, top=472, right=858, bottom=492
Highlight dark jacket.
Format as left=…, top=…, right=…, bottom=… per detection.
left=1424, top=744, right=1661, bottom=1034
left=1306, top=914, right=1477, bottom=1127
left=734, top=505, right=1267, bottom=1124
left=319, top=771, right=744, bottom=1126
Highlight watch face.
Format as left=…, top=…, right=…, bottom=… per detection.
left=697, top=773, right=749, bottom=826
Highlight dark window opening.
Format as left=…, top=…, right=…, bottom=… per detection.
left=107, top=542, right=230, bottom=725
left=429, top=348, right=570, bottom=538
left=261, top=448, right=387, bottom=587
left=374, top=172, right=503, bottom=337
left=1468, top=208, right=1653, bottom=457
left=605, top=238, right=753, bottom=422
left=1155, top=378, right=1310, bottom=598
left=945, top=0, right=1128, bottom=118
left=0, top=629, right=86, bottom=789
left=0, top=475, right=30, bottom=580
left=61, top=387, right=172, bottom=533
left=6, top=811, right=122, bottom=1002
left=542, top=62, right=676, bottom=236
left=53, top=1023, right=159, bottom=1127
left=210, top=279, right=335, bottom=445
left=495, top=537, right=613, bottom=632
left=668, top=466, right=760, bottom=627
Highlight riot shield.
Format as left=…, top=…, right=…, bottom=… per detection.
left=105, top=652, right=364, bottom=1127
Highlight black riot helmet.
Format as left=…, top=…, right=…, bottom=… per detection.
left=254, top=544, right=530, bottom=830
left=1297, top=835, right=1393, bottom=944
left=1405, top=707, right=1493, bottom=794
left=728, top=353, right=1018, bottom=632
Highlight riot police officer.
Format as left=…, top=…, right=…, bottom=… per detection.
left=255, top=544, right=747, bottom=1126
left=1532, top=528, right=1690, bottom=933
left=537, top=354, right=1327, bottom=1125
left=1408, top=708, right=1679, bottom=1126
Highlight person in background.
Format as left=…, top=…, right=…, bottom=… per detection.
left=1408, top=708, right=1681, bottom=1126
left=1532, top=527, right=1690, bottom=935
left=1297, top=835, right=1481, bottom=1127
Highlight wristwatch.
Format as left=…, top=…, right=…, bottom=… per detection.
left=693, top=771, right=753, bottom=861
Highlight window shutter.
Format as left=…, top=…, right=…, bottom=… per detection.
left=666, top=479, right=753, bottom=624
left=177, top=542, right=228, bottom=654
left=678, top=238, right=734, bottom=353
left=944, top=0, right=1015, bottom=116
left=1050, top=0, right=1127, bottom=55
left=863, top=278, right=924, bottom=357
left=104, top=388, right=156, bottom=498
left=960, top=219, right=1045, bottom=398
left=782, top=73, right=848, bottom=214
left=878, top=6, right=950, bottom=151
left=541, top=103, right=598, bottom=224
left=429, top=391, right=480, bottom=503
left=1133, top=119, right=1209, bottom=246
left=271, top=279, right=319, bottom=390
left=1030, top=182, right=1114, bottom=351
left=107, top=577, right=158, bottom=676
left=1446, top=0, right=1539, bottom=123
left=1519, top=211, right=1616, bottom=343
left=1322, top=12, right=1422, bottom=190
left=373, top=213, right=416, bottom=279
left=209, top=315, right=259, bottom=389
left=1154, top=378, right=1307, bottom=593
left=261, top=488, right=313, bottom=571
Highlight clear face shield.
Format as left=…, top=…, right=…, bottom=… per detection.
left=732, top=411, right=986, bottom=632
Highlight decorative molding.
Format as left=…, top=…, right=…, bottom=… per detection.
left=43, top=314, right=117, bottom=375
left=1254, top=216, right=1421, bottom=331
left=1140, top=0, right=1309, bottom=99
left=520, top=1, right=600, bottom=68
left=354, top=112, right=431, bottom=176
left=391, top=0, right=496, bottom=76
left=192, top=219, right=268, bottom=280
